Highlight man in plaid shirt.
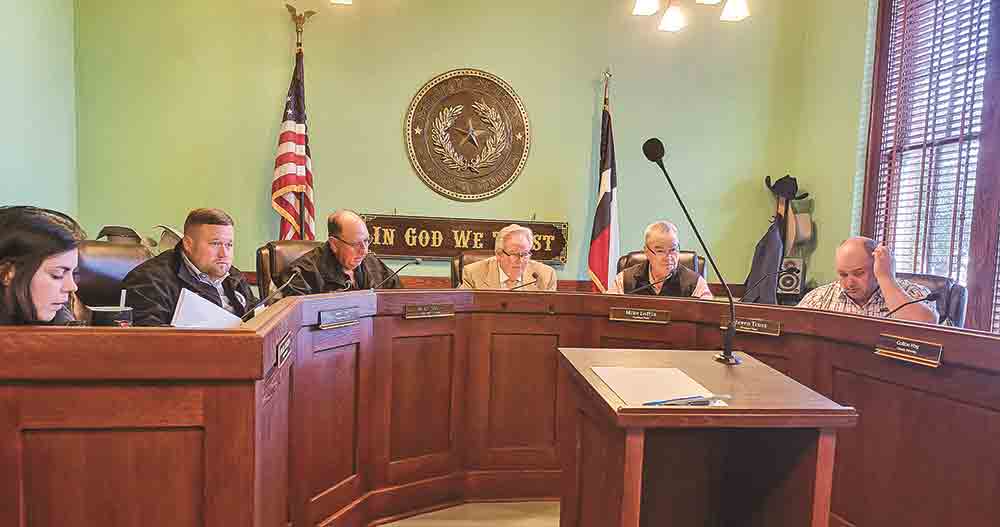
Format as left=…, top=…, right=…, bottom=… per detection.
left=797, top=237, right=938, bottom=324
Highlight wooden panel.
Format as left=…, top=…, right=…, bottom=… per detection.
left=203, top=383, right=255, bottom=527
left=595, top=319, right=698, bottom=350
left=829, top=366, right=1000, bottom=527
left=19, top=385, right=203, bottom=429
left=390, top=334, right=454, bottom=461
left=22, top=428, right=204, bottom=527
left=255, top=355, right=291, bottom=527
left=488, top=333, right=559, bottom=449
left=289, top=317, right=371, bottom=527
left=574, top=409, right=625, bottom=527
left=371, top=315, right=463, bottom=488
left=466, top=315, right=587, bottom=472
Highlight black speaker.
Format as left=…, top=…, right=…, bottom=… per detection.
left=777, top=257, right=805, bottom=296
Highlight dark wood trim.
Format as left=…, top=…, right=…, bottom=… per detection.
left=965, top=0, right=1000, bottom=331
left=860, top=0, right=894, bottom=238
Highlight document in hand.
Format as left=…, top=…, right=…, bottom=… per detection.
left=170, top=288, right=242, bottom=329
left=592, top=367, right=714, bottom=407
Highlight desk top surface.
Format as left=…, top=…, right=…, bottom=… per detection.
left=560, top=348, right=859, bottom=429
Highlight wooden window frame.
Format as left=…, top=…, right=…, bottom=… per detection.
left=862, top=0, right=1000, bottom=331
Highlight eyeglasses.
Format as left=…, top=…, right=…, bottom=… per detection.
left=501, top=249, right=532, bottom=260
left=645, top=244, right=680, bottom=258
left=331, top=234, right=371, bottom=251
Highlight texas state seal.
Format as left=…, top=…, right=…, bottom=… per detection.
left=405, top=69, right=531, bottom=201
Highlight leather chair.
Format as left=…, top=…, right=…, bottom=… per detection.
left=450, top=250, right=496, bottom=288
left=256, top=241, right=324, bottom=297
left=896, top=272, right=968, bottom=327
left=615, top=250, right=706, bottom=278
left=76, top=240, right=154, bottom=306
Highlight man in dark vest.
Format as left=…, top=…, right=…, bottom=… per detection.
left=123, top=208, right=257, bottom=326
left=606, top=221, right=713, bottom=298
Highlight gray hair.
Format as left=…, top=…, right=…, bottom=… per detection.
left=643, top=221, right=679, bottom=245
left=494, top=224, right=534, bottom=254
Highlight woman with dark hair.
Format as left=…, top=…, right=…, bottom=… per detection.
left=0, top=206, right=87, bottom=325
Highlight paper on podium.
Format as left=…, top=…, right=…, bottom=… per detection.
left=592, top=367, right=714, bottom=407
left=170, top=288, right=242, bottom=329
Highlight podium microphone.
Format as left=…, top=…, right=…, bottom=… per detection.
left=372, top=258, right=422, bottom=289
left=886, top=292, right=940, bottom=318
left=509, top=272, right=539, bottom=291
left=642, top=137, right=740, bottom=365
left=740, top=267, right=800, bottom=303
left=241, top=269, right=311, bottom=322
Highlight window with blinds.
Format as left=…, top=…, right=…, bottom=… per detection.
left=872, top=0, right=991, bottom=284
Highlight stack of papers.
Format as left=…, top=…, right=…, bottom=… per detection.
left=591, top=367, right=724, bottom=407
left=170, top=288, right=242, bottom=329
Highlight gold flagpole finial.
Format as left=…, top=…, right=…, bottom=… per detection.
left=285, top=4, right=317, bottom=48
left=603, top=67, right=612, bottom=101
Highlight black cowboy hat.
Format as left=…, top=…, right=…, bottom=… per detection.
left=765, top=174, right=809, bottom=201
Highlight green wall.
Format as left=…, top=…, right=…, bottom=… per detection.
left=1, top=0, right=77, bottom=215
left=73, top=0, right=872, bottom=284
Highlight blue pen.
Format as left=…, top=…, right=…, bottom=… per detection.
left=642, top=395, right=706, bottom=406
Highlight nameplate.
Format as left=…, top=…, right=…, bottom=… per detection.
left=276, top=330, right=293, bottom=368
left=874, top=333, right=943, bottom=368
left=720, top=316, right=782, bottom=337
left=318, top=307, right=360, bottom=330
left=609, top=307, right=670, bottom=325
left=404, top=304, right=456, bottom=319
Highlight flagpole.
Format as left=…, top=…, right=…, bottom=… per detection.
left=286, top=4, right=315, bottom=239
left=603, top=67, right=612, bottom=103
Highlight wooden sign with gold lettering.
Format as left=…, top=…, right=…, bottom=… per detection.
left=360, top=214, right=568, bottom=264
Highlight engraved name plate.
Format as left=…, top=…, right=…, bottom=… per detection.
left=404, top=303, right=456, bottom=319
left=609, top=307, right=670, bottom=325
left=318, top=307, right=360, bottom=330
left=874, top=333, right=943, bottom=368
left=720, top=316, right=782, bottom=337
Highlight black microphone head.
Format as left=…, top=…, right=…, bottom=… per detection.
left=642, top=138, right=665, bottom=163
left=924, top=292, right=940, bottom=302
left=531, top=272, right=538, bottom=279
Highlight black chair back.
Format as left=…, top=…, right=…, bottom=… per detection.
left=256, top=241, right=324, bottom=297
left=76, top=240, right=154, bottom=306
left=896, top=272, right=968, bottom=327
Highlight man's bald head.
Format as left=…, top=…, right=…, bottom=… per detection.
left=328, top=210, right=365, bottom=237
left=835, top=236, right=878, bottom=303
left=326, top=210, right=371, bottom=272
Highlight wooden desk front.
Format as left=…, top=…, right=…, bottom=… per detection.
left=2, top=290, right=998, bottom=526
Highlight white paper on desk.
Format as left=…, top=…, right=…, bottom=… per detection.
left=592, top=367, right=713, bottom=407
left=170, top=288, right=242, bottom=329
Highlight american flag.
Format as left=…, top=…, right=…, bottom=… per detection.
left=271, top=49, right=316, bottom=240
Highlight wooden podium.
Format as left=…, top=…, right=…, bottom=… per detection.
left=558, top=349, right=858, bottom=527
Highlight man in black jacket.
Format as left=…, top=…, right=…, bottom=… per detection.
left=123, top=208, right=257, bottom=326
left=278, top=210, right=402, bottom=295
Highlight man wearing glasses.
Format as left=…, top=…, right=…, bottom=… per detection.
left=460, top=224, right=557, bottom=291
left=606, top=221, right=712, bottom=298
left=278, top=210, right=402, bottom=295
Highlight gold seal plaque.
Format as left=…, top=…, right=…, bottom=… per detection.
left=405, top=69, right=531, bottom=201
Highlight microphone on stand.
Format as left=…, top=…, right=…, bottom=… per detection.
left=241, top=269, right=311, bottom=322
left=625, top=274, right=672, bottom=295
left=739, top=267, right=800, bottom=303
left=509, top=272, right=539, bottom=291
left=886, top=292, right=940, bottom=318
left=642, top=137, right=740, bottom=365
left=372, top=258, right=422, bottom=289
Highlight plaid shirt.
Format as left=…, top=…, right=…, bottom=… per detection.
left=797, top=279, right=938, bottom=321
